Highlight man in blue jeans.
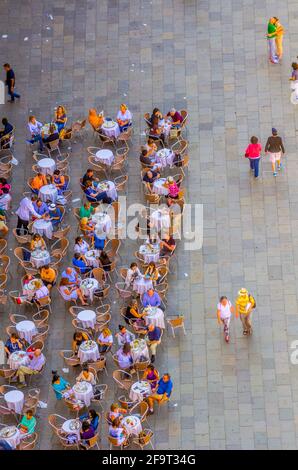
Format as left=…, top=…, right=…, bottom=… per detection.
left=3, top=63, right=20, bottom=102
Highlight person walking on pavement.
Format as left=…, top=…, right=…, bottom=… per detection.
left=3, top=63, right=20, bottom=102
left=235, top=288, right=256, bottom=336
left=217, top=296, right=236, bottom=343
left=274, top=17, right=284, bottom=61
left=265, top=128, right=285, bottom=177
left=245, top=136, right=262, bottom=179
left=267, top=18, right=278, bottom=63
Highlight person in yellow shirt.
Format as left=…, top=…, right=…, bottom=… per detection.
left=235, top=288, right=255, bottom=336
left=274, top=17, right=284, bottom=60
left=40, top=265, right=57, bottom=289
left=31, top=172, right=47, bottom=192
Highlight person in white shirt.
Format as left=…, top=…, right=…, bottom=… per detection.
left=0, top=187, right=11, bottom=211
left=116, top=104, right=132, bottom=132
left=27, top=115, right=44, bottom=152
left=216, top=296, right=235, bottom=343
left=16, top=196, right=41, bottom=236
left=116, top=325, right=135, bottom=347
left=125, top=262, right=141, bottom=288
left=97, top=328, right=113, bottom=353
left=74, top=236, right=90, bottom=257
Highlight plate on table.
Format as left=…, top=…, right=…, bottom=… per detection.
left=69, top=420, right=80, bottom=431
left=74, top=382, right=88, bottom=393
left=0, top=426, right=16, bottom=438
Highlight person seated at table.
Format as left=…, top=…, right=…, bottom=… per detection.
left=139, top=147, right=155, bottom=167
left=116, top=103, right=132, bottom=132
left=147, top=373, right=173, bottom=414
left=52, top=169, right=66, bottom=193
left=142, top=288, right=161, bottom=308
left=0, top=177, right=11, bottom=195
left=59, top=277, right=88, bottom=305
left=125, top=262, right=142, bottom=288
left=82, top=169, right=99, bottom=188
left=108, top=417, right=129, bottom=447
left=160, top=233, right=176, bottom=258
left=79, top=409, right=99, bottom=432
left=55, top=105, right=67, bottom=133
left=165, top=176, right=180, bottom=199
left=80, top=217, right=94, bottom=239
left=0, top=117, right=13, bottom=147
left=97, top=327, right=113, bottom=353
left=116, top=342, right=134, bottom=371
left=144, top=261, right=160, bottom=284
left=18, top=409, right=36, bottom=436
left=51, top=370, right=71, bottom=399
left=146, top=323, right=162, bottom=363
left=61, top=267, right=80, bottom=285
left=40, top=265, right=57, bottom=289
left=88, top=108, right=104, bottom=131
left=135, top=208, right=151, bottom=236
left=31, top=279, right=50, bottom=303
left=108, top=403, right=127, bottom=423
left=143, top=364, right=160, bottom=391
left=116, top=325, right=135, bottom=347
left=42, top=123, right=59, bottom=148
left=79, top=201, right=94, bottom=219
left=0, top=187, right=11, bottom=212
left=93, top=225, right=107, bottom=251
left=15, top=349, right=46, bottom=387
left=144, top=137, right=158, bottom=156
left=22, top=273, right=35, bottom=292
left=149, top=116, right=165, bottom=144
left=98, top=250, right=112, bottom=272
left=84, top=180, right=113, bottom=204
left=166, top=108, right=183, bottom=128
left=32, top=198, right=49, bottom=218
left=74, top=236, right=90, bottom=256
left=72, top=331, right=89, bottom=355
left=30, top=233, right=46, bottom=251
left=150, top=108, right=163, bottom=125
left=80, top=420, right=95, bottom=450
left=4, top=333, right=23, bottom=357
left=143, top=170, right=160, bottom=194
left=76, top=364, right=96, bottom=385
left=48, top=203, right=62, bottom=228
left=72, top=252, right=92, bottom=275
left=31, top=172, right=47, bottom=192
left=27, top=115, right=44, bottom=152
left=125, top=299, right=147, bottom=328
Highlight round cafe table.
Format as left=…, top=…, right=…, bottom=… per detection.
left=153, top=178, right=169, bottom=196
left=121, top=415, right=142, bottom=436
left=72, top=381, right=94, bottom=407
left=62, top=419, right=81, bottom=440
left=22, top=278, right=38, bottom=298
left=37, top=157, right=56, bottom=175
left=159, top=119, right=172, bottom=137
left=16, top=320, right=37, bottom=344
left=38, top=184, right=58, bottom=203
left=8, top=351, right=30, bottom=370
left=91, top=212, right=112, bottom=234
left=32, top=219, right=53, bottom=239
left=129, top=381, right=152, bottom=402
left=78, top=340, right=100, bottom=364
left=4, top=390, right=25, bottom=415
left=80, top=278, right=99, bottom=302
left=77, top=310, right=96, bottom=329
left=155, top=149, right=175, bottom=168
left=95, top=149, right=114, bottom=166
left=41, top=122, right=58, bottom=137
left=96, top=180, right=117, bottom=201
left=84, top=249, right=100, bottom=268
left=101, top=121, right=120, bottom=139
left=130, top=338, right=150, bottom=363
left=133, top=276, right=153, bottom=295
left=30, top=249, right=51, bottom=268
left=0, top=426, right=21, bottom=449
left=143, top=306, right=165, bottom=329
left=151, top=209, right=171, bottom=231
left=139, top=244, right=160, bottom=264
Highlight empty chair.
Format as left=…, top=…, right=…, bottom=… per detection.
left=167, top=315, right=186, bottom=338
left=112, top=370, right=133, bottom=392
left=59, top=350, right=80, bottom=367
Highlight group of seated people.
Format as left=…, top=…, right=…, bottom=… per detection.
left=31, top=169, right=67, bottom=194
left=26, top=106, right=68, bottom=152
left=81, top=169, right=114, bottom=204
left=88, top=103, right=132, bottom=133
left=148, top=107, right=184, bottom=143
left=0, top=177, right=11, bottom=235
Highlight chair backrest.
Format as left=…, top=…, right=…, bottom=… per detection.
left=91, top=357, right=106, bottom=372
left=108, top=436, right=121, bottom=447
left=48, top=139, right=60, bottom=150
left=88, top=433, right=99, bottom=448
left=168, top=316, right=184, bottom=327
left=19, top=432, right=38, bottom=450
left=48, top=414, right=66, bottom=433
left=91, top=267, right=105, bottom=284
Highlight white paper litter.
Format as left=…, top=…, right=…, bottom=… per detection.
left=62, top=368, right=69, bottom=373
left=2, top=35, right=8, bottom=39
left=24, top=37, right=28, bottom=41
left=11, top=157, right=19, bottom=165
left=37, top=401, right=48, bottom=408
left=72, top=198, right=81, bottom=203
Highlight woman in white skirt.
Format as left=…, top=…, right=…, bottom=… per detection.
left=216, top=296, right=235, bottom=343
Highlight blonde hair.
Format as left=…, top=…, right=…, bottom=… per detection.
left=56, top=105, right=66, bottom=115
left=102, top=328, right=111, bottom=336
left=120, top=103, right=127, bottom=111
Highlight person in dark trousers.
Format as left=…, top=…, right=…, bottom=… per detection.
left=3, top=63, right=20, bottom=102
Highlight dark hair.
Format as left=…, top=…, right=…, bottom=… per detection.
left=292, top=62, right=298, bottom=70
left=3, top=63, right=10, bottom=68
left=130, top=262, right=137, bottom=269
left=100, top=251, right=109, bottom=261
left=73, top=331, right=83, bottom=340
left=0, top=178, right=7, bottom=185
left=147, top=364, right=156, bottom=372
left=89, top=409, right=98, bottom=419
left=152, top=116, right=159, bottom=126
left=51, top=370, right=60, bottom=383
left=81, top=421, right=90, bottom=432
left=1, top=187, right=9, bottom=194
left=43, top=265, right=49, bottom=270
left=2, top=118, right=8, bottom=126
left=219, top=296, right=227, bottom=302
left=152, top=108, right=160, bottom=115
left=112, top=417, right=121, bottom=427
left=74, top=253, right=81, bottom=260
left=141, top=149, right=147, bottom=157
left=82, top=364, right=89, bottom=372
left=250, top=136, right=258, bottom=144
left=122, top=342, right=131, bottom=354
left=75, top=236, right=82, bottom=244
left=53, top=169, right=60, bottom=175
left=118, top=325, right=125, bottom=331
left=10, top=333, right=17, bottom=339
left=26, top=409, right=33, bottom=417
left=86, top=169, right=93, bottom=174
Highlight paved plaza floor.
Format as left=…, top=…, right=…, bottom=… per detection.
left=1, top=0, right=298, bottom=450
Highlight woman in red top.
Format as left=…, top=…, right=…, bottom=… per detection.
left=245, top=136, right=262, bottom=178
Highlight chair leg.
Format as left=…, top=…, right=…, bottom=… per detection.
left=171, top=326, right=175, bottom=338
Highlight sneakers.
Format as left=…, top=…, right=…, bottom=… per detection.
left=273, top=172, right=277, bottom=177
left=225, top=335, right=230, bottom=343
left=278, top=163, right=282, bottom=171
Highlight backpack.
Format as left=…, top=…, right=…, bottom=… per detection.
left=248, top=294, right=256, bottom=309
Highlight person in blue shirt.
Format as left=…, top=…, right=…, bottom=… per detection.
left=48, top=203, right=62, bottom=228
left=72, top=253, right=92, bottom=275
left=84, top=180, right=113, bottom=204
left=33, top=198, right=49, bottom=217
left=61, top=267, right=80, bottom=285
left=4, top=333, right=24, bottom=357
left=79, top=409, right=99, bottom=432
left=147, top=373, right=173, bottom=414
left=51, top=371, right=71, bottom=400
left=142, top=288, right=161, bottom=308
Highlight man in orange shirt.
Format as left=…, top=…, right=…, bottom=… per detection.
left=31, top=172, right=47, bottom=192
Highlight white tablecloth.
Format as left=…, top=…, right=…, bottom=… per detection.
left=92, top=212, right=112, bottom=234
left=96, top=181, right=117, bottom=200
left=80, top=278, right=99, bottom=302
left=159, top=119, right=172, bottom=137
left=77, top=310, right=96, bottom=329
left=0, top=426, right=21, bottom=449
left=30, top=249, right=51, bottom=268
left=133, top=277, right=153, bottom=295
left=41, top=123, right=58, bottom=137
left=151, top=210, right=171, bottom=231
left=153, top=178, right=169, bottom=196
left=38, top=184, right=58, bottom=203
left=78, top=341, right=100, bottom=364
left=139, top=244, right=160, bottom=264
left=130, top=339, right=150, bottom=362
left=4, top=390, right=24, bottom=415
left=16, top=320, right=37, bottom=344
left=8, top=351, right=30, bottom=370
left=32, top=219, right=53, bottom=239
left=155, top=149, right=175, bottom=168
left=38, top=158, right=56, bottom=175
left=23, top=278, right=38, bottom=298
left=101, top=121, right=120, bottom=139
left=121, top=415, right=142, bottom=436
left=143, top=306, right=165, bottom=329
left=84, top=250, right=100, bottom=268
left=129, top=381, right=152, bottom=402
left=72, top=381, right=94, bottom=407
left=95, top=149, right=114, bottom=166
left=62, top=419, right=81, bottom=439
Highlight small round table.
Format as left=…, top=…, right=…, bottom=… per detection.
left=78, top=340, right=100, bottom=364
left=72, top=381, right=94, bottom=407
left=101, top=121, right=120, bottom=139
left=16, top=320, right=37, bottom=344
left=62, top=419, right=81, bottom=440
left=8, top=351, right=30, bottom=370
left=32, top=219, right=53, bottom=239
left=38, top=184, right=58, bottom=203
left=30, top=249, right=51, bottom=268
left=0, top=426, right=21, bottom=449
left=139, top=244, right=160, bottom=264
left=41, top=123, right=58, bottom=137
left=129, top=381, right=152, bottom=402
left=4, top=390, right=25, bottom=414
left=91, top=212, right=112, bottom=234
left=143, top=306, right=165, bottom=329
left=155, top=148, right=175, bottom=168
left=130, top=338, right=150, bottom=362
left=151, top=209, right=171, bottom=231
left=85, top=250, right=100, bottom=268
left=80, top=278, right=99, bottom=302
left=133, top=276, right=153, bottom=295
left=95, top=149, right=114, bottom=166
left=96, top=180, right=117, bottom=200
left=121, top=415, right=142, bottom=436
left=38, top=158, right=56, bottom=175
left=153, top=178, right=169, bottom=196
left=77, top=310, right=96, bottom=329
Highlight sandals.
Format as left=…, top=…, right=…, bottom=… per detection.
left=243, top=330, right=248, bottom=336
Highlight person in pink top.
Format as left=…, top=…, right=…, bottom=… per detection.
left=245, top=136, right=262, bottom=179
left=166, top=176, right=180, bottom=199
